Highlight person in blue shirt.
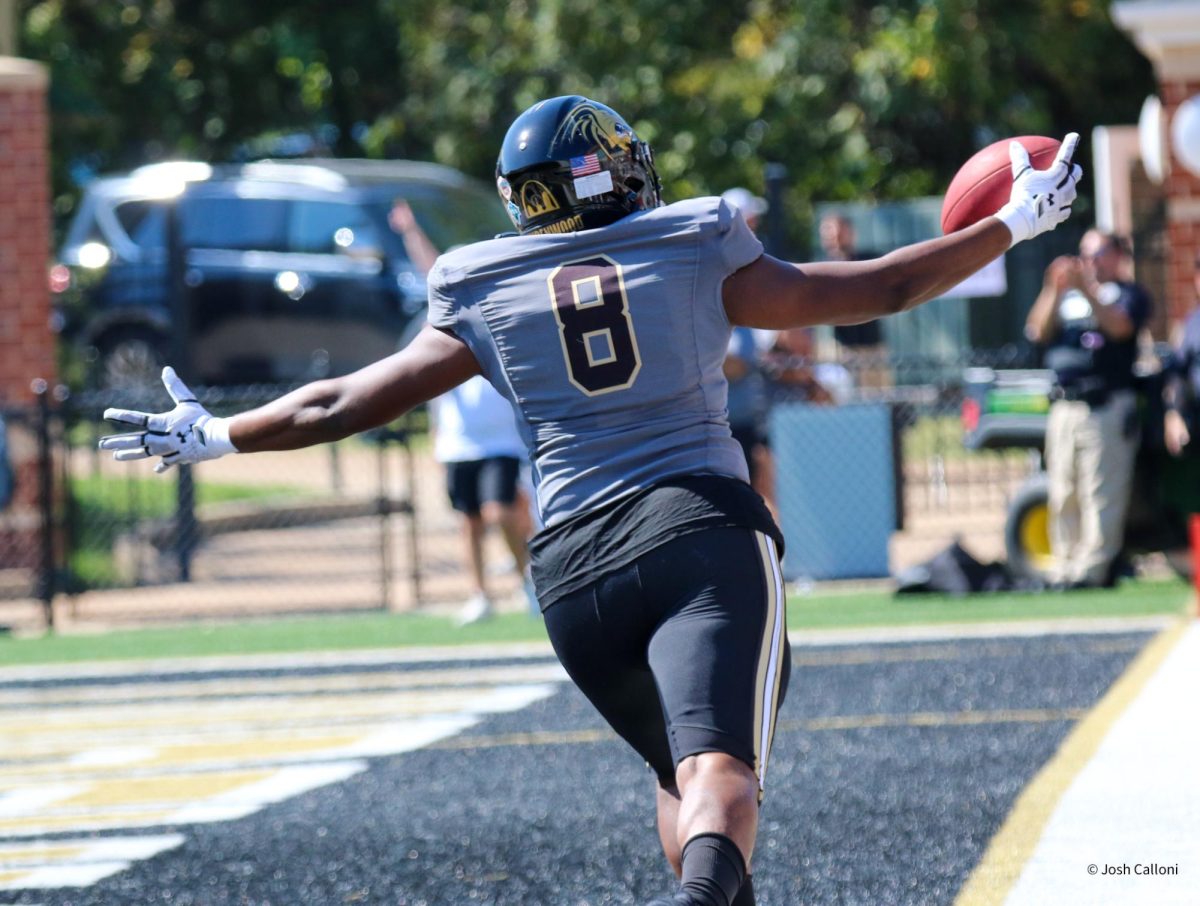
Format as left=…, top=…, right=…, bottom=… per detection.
left=1164, top=251, right=1200, bottom=458
left=724, top=325, right=776, bottom=510
left=0, top=413, right=12, bottom=512
left=99, top=97, right=1081, bottom=906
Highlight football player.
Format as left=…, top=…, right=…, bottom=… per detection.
left=100, top=97, right=1081, bottom=906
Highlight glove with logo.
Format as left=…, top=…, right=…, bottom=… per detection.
left=994, top=132, right=1082, bottom=247
left=99, top=367, right=237, bottom=473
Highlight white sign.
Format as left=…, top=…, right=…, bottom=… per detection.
left=940, top=254, right=1007, bottom=299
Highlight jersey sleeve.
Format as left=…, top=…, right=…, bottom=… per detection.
left=715, top=198, right=765, bottom=275
left=425, top=259, right=458, bottom=330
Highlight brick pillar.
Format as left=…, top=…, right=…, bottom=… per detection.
left=1113, top=2, right=1200, bottom=324
left=1162, top=78, right=1200, bottom=323
left=0, top=57, right=53, bottom=573
left=0, top=57, right=52, bottom=394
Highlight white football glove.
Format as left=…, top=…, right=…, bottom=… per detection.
left=99, top=366, right=237, bottom=473
left=994, top=132, right=1082, bottom=247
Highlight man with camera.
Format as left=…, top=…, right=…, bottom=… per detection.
left=1025, top=229, right=1153, bottom=589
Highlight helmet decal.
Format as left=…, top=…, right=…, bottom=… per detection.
left=553, top=102, right=634, bottom=159
left=496, top=176, right=513, bottom=201
left=520, top=179, right=560, bottom=219
left=573, top=170, right=615, bottom=199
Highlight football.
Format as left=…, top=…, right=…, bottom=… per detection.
left=940, top=135, right=1061, bottom=234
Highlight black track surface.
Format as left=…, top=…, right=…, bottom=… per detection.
left=5, top=631, right=1150, bottom=906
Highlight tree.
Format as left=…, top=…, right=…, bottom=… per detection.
left=21, top=0, right=1155, bottom=253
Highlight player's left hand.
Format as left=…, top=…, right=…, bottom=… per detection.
left=99, top=366, right=237, bottom=473
left=995, top=132, right=1082, bottom=246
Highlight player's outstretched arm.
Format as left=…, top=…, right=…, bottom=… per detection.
left=725, top=133, right=1081, bottom=330
left=99, top=325, right=481, bottom=470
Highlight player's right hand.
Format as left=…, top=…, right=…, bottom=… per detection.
left=995, top=133, right=1082, bottom=246
left=99, top=366, right=237, bottom=473
left=1045, top=255, right=1077, bottom=292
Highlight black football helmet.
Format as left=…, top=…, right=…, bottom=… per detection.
left=495, top=95, right=662, bottom=235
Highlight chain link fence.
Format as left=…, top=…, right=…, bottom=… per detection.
left=766, top=345, right=1044, bottom=580
left=0, top=348, right=1048, bottom=632
left=0, top=383, right=527, bottom=633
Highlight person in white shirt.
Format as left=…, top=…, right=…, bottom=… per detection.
left=430, top=375, right=533, bottom=623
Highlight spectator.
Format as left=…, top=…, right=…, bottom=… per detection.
left=764, top=327, right=837, bottom=405
left=720, top=189, right=777, bottom=508
left=389, top=198, right=440, bottom=274
left=430, top=375, right=535, bottom=624
left=819, top=213, right=890, bottom=390
left=1164, top=251, right=1200, bottom=458
left=395, top=202, right=534, bottom=619
left=1025, top=230, right=1153, bottom=588
left=0, top=413, right=11, bottom=511
left=724, top=325, right=776, bottom=511
left=720, top=187, right=767, bottom=234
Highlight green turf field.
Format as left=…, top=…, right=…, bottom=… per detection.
left=0, top=578, right=1192, bottom=667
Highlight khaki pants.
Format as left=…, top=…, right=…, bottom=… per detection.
left=1045, top=390, right=1138, bottom=585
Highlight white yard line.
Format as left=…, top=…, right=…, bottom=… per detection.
left=957, top=620, right=1200, bottom=905
left=0, top=615, right=1176, bottom=683
left=1001, top=621, right=1200, bottom=905
left=0, top=834, right=184, bottom=891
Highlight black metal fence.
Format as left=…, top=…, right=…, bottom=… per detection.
left=0, top=348, right=1051, bottom=632
left=0, top=383, right=442, bottom=632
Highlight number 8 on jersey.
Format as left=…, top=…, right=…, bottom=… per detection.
left=547, top=255, right=642, bottom=396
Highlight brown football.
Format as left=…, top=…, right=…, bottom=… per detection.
left=941, top=136, right=1061, bottom=234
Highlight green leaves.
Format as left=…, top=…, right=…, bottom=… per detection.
left=21, top=0, right=1155, bottom=252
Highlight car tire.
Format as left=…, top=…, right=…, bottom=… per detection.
left=95, top=328, right=166, bottom=391
left=1005, top=472, right=1055, bottom=583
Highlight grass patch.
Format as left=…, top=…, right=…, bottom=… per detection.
left=1, top=578, right=1191, bottom=667
left=902, top=413, right=1031, bottom=464
left=790, top=577, right=1192, bottom=628
left=71, top=474, right=303, bottom=512
left=0, top=610, right=551, bottom=666
left=67, top=474, right=305, bottom=588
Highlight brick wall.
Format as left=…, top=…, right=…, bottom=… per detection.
left=0, top=58, right=53, bottom=397
left=1163, top=78, right=1200, bottom=323
left=1110, top=1, right=1200, bottom=325
left=0, top=58, right=52, bottom=576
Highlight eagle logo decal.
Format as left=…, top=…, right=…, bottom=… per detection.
left=554, top=103, right=634, bottom=158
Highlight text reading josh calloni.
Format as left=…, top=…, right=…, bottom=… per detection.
left=1088, top=863, right=1180, bottom=877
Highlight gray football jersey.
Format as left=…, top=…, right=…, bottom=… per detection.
left=427, top=197, right=763, bottom=526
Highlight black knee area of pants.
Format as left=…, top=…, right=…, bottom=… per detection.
left=679, top=832, right=746, bottom=906
left=730, top=874, right=755, bottom=906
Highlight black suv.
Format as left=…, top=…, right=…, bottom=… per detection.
left=52, top=159, right=509, bottom=387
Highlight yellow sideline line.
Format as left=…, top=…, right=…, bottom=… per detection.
left=954, top=619, right=1190, bottom=906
